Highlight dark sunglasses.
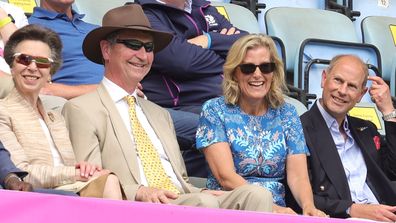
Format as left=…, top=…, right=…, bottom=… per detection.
left=238, top=62, right=276, bottom=75
left=13, top=53, right=53, bottom=69
left=116, top=39, right=154, bottom=52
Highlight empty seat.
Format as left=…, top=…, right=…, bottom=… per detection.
left=265, top=7, right=359, bottom=86
left=361, top=16, right=396, bottom=96
left=257, top=0, right=324, bottom=34
left=211, top=2, right=260, bottom=34
left=73, top=0, right=130, bottom=25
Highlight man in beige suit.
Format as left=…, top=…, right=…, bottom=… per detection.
left=63, top=4, right=273, bottom=211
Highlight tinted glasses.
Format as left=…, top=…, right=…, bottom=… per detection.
left=238, top=62, right=276, bottom=75
left=13, top=53, right=53, bottom=69
left=116, top=39, right=154, bottom=52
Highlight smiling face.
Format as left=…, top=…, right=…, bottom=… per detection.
left=101, top=30, right=154, bottom=93
left=11, top=40, right=52, bottom=98
left=321, top=55, right=368, bottom=125
left=235, top=46, right=273, bottom=110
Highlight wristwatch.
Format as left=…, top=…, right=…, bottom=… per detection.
left=382, top=109, right=396, bottom=121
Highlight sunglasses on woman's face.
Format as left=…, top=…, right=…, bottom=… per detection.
left=238, top=62, right=276, bottom=75
left=116, top=39, right=154, bottom=52
left=13, top=53, right=53, bottom=69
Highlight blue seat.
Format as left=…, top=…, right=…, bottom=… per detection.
left=265, top=7, right=359, bottom=86
left=257, top=0, right=324, bottom=34
left=211, top=2, right=260, bottom=34
left=361, top=16, right=396, bottom=96
left=73, top=0, right=130, bottom=25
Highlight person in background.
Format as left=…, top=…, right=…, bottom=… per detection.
left=0, top=24, right=122, bottom=199
left=301, top=54, right=396, bottom=222
left=0, top=2, right=28, bottom=76
left=28, top=0, right=104, bottom=99
left=196, top=34, right=326, bottom=216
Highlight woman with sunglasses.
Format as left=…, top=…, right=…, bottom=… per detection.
left=196, top=34, right=326, bottom=216
left=0, top=24, right=123, bottom=199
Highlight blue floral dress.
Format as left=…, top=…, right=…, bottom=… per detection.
left=196, top=97, right=308, bottom=206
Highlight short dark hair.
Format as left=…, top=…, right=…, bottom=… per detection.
left=4, top=24, right=63, bottom=75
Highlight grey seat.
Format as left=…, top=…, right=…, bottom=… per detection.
left=265, top=7, right=359, bottom=86
left=362, top=16, right=396, bottom=96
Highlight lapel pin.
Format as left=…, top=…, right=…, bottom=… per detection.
left=357, top=126, right=368, bottom=131
left=48, top=112, right=55, bottom=122
left=320, top=185, right=325, bottom=191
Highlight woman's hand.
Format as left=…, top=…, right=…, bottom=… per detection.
left=302, top=205, right=328, bottom=217
left=272, top=204, right=297, bottom=215
left=75, top=161, right=102, bottom=181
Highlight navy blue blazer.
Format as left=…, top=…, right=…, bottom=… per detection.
left=0, top=142, right=27, bottom=187
left=300, top=102, right=396, bottom=218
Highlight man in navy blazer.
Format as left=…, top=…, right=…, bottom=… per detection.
left=300, top=55, right=396, bottom=222
left=0, top=141, right=32, bottom=191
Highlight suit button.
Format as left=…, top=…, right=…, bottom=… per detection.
left=320, top=185, right=325, bottom=191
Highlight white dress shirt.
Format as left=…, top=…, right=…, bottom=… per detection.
left=102, top=77, right=182, bottom=189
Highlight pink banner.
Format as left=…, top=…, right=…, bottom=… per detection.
left=0, top=190, right=366, bottom=223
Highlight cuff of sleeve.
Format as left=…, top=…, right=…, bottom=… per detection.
left=204, top=32, right=212, bottom=49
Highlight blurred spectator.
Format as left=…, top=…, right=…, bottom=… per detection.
left=0, top=2, right=28, bottom=75
left=28, top=0, right=104, bottom=99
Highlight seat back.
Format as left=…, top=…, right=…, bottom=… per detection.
left=351, top=0, right=396, bottom=41
left=284, top=96, right=307, bottom=116
left=362, top=16, right=396, bottom=95
left=265, top=7, right=359, bottom=87
left=73, top=0, right=130, bottom=25
left=297, top=38, right=381, bottom=102
left=257, top=0, right=323, bottom=34
left=211, top=2, right=260, bottom=34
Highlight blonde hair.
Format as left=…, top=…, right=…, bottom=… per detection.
left=223, top=34, right=287, bottom=108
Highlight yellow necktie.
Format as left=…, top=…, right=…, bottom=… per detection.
left=125, top=96, right=179, bottom=194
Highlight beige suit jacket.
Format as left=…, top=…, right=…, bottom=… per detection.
left=63, top=83, right=200, bottom=200
left=0, top=88, right=76, bottom=188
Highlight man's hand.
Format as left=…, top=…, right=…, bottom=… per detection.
left=187, top=35, right=208, bottom=48
left=302, top=205, right=328, bottom=217
left=135, top=186, right=179, bottom=203
left=219, top=27, right=240, bottom=35
left=368, top=76, right=394, bottom=115
left=4, top=174, right=33, bottom=192
left=350, top=203, right=396, bottom=222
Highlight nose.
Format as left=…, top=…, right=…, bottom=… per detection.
left=26, top=60, right=38, bottom=71
left=135, top=46, right=149, bottom=60
left=338, top=83, right=348, bottom=95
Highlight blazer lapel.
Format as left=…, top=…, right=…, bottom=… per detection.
left=308, top=103, right=351, bottom=199
left=97, top=84, right=141, bottom=183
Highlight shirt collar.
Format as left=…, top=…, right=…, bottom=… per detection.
left=317, top=99, right=349, bottom=131
left=31, top=7, right=85, bottom=20
left=102, top=77, right=138, bottom=105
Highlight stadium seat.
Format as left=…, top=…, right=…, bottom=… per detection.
left=211, top=2, right=260, bottom=34
left=73, top=0, right=130, bottom=25
left=256, top=0, right=324, bottom=34
left=350, top=0, right=396, bottom=41
left=284, top=96, right=307, bottom=116
left=296, top=38, right=381, bottom=102
left=265, top=7, right=359, bottom=86
left=361, top=16, right=396, bottom=96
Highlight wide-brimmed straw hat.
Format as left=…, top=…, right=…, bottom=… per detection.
left=83, top=4, right=173, bottom=64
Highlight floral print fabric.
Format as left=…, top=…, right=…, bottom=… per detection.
left=196, top=97, right=308, bottom=206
